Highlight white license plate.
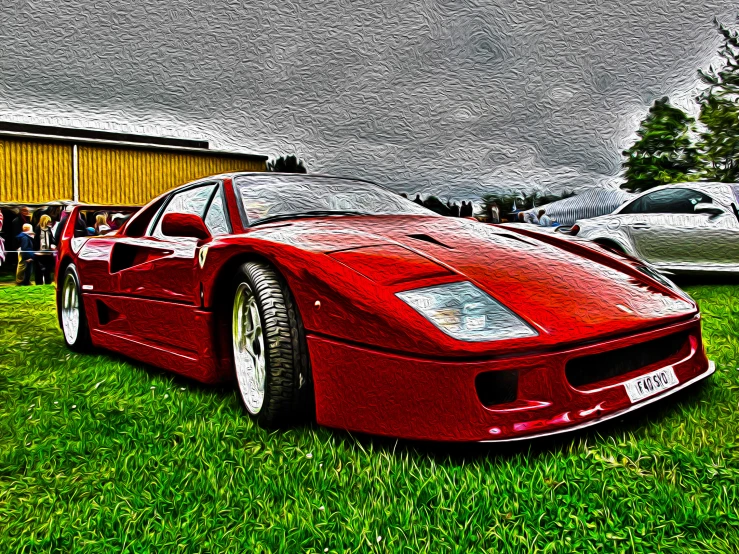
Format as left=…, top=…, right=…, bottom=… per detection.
left=623, top=366, right=679, bottom=403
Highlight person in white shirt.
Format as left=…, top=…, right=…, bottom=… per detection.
left=538, top=209, right=552, bottom=226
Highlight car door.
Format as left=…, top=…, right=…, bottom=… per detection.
left=624, top=187, right=729, bottom=268
left=112, top=182, right=218, bottom=352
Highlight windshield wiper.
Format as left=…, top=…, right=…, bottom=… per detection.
left=250, top=210, right=371, bottom=226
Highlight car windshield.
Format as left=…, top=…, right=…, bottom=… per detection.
left=234, top=174, right=435, bottom=225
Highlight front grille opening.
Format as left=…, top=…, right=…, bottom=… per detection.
left=476, top=370, right=518, bottom=407
left=565, top=332, right=690, bottom=389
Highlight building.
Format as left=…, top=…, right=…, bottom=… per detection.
left=0, top=122, right=267, bottom=205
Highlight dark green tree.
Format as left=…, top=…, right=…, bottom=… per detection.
left=697, top=17, right=739, bottom=182
left=267, top=154, right=307, bottom=173
left=621, top=97, right=700, bottom=191
left=421, top=195, right=452, bottom=216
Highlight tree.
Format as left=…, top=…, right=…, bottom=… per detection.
left=267, top=154, right=307, bottom=173
left=421, top=195, right=452, bottom=216
left=696, top=17, right=739, bottom=182
left=620, top=97, right=700, bottom=192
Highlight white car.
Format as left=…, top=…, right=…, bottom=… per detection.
left=572, top=182, right=739, bottom=274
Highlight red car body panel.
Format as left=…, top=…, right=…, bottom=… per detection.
left=55, top=175, right=714, bottom=442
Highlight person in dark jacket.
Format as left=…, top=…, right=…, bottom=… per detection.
left=33, top=215, right=56, bottom=284
left=10, top=206, right=31, bottom=252
left=16, top=223, right=35, bottom=286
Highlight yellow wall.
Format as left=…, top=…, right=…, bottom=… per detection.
left=0, top=139, right=73, bottom=202
left=78, top=146, right=266, bottom=205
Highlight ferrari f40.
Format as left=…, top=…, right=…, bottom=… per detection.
left=55, top=173, right=715, bottom=441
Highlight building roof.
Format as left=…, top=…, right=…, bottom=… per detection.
left=0, top=121, right=267, bottom=161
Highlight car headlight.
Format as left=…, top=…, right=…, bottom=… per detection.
left=396, top=281, right=538, bottom=342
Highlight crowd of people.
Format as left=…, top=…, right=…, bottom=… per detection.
left=0, top=205, right=127, bottom=286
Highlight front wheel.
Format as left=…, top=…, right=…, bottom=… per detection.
left=231, top=261, right=312, bottom=428
left=60, top=264, right=92, bottom=352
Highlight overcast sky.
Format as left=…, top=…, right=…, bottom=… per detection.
left=0, top=0, right=736, bottom=200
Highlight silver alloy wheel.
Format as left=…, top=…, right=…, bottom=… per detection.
left=232, top=282, right=267, bottom=414
left=61, top=273, right=80, bottom=345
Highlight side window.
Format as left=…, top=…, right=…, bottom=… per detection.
left=204, top=191, right=230, bottom=236
left=637, top=188, right=711, bottom=214
left=619, top=197, right=643, bottom=214
left=150, top=184, right=216, bottom=239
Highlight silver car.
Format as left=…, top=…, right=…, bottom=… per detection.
left=572, top=182, right=739, bottom=274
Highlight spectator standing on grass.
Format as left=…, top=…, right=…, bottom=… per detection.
left=33, top=215, right=56, bottom=285
left=16, top=223, right=35, bottom=286
left=10, top=206, right=30, bottom=252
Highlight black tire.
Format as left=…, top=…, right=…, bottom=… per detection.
left=230, top=261, right=313, bottom=428
left=60, top=264, right=92, bottom=352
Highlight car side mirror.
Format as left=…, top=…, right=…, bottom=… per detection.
left=694, top=202, right=725, bottom=216
left=160, top=212, right=211, bottom=240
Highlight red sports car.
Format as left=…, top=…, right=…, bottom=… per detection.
left=55, top=173, right=715, bottom=442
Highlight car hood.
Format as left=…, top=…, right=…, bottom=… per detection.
left=246, top=215, right=697, bottom=351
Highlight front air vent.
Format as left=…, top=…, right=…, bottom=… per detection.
left=475, top=370, right=519, bottom=407
left=407, top=234, right=452, bottom=249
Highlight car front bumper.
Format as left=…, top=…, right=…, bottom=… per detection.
left=308, top=315, right=712, bottom=442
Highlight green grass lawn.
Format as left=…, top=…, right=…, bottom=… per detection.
left=1, top=284, right=738, bottom=553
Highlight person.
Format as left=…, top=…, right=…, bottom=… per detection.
left=516, top=212, right=526, bottom=223
left=489, top=202, right=500, bottom=224
left=10, top=206, right=31, bottom=252
left=33, top=215, right=56, bottom=284
left=16, top=223, right=35, bottom=286
left=525, top=211, right=539, bottom=225
left=0, top=210, right=5, bottom=268
left=413, top=194, right=424, bottom=206
left=95, top=213, right=111, bottom=235
left=109, top=213, right=125, bottom=231
left=538, top=209, right=552, bottom=227
left=450, top=202, right=460, bottom=217
left=462, top=201, right=474, bottom=217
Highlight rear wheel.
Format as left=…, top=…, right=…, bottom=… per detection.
left=60, top=264, right=92, bottom=352
left=231, top=261, right=312, bottom=428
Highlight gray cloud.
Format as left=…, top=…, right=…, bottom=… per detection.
left=0, top=0, right=736, bottom=200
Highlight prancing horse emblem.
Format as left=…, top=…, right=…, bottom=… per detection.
left=198, top=245, right=209, bottom=268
